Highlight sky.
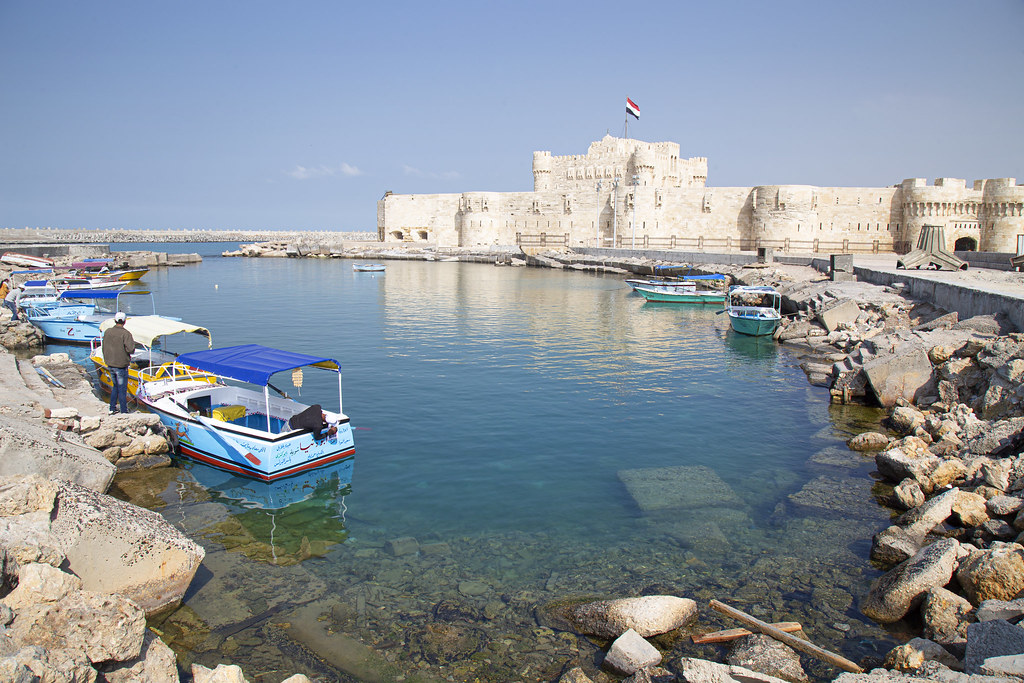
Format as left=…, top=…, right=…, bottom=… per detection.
left=1, top=1, right=1022, bottom=232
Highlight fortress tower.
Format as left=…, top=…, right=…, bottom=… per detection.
left=978, top=178, right=1024, bottom=253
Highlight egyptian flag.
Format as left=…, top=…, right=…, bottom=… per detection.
left=626, top=97, right=640, bottom=120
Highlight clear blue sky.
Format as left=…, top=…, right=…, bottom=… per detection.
left=2, top=1, right=1022, bottom=232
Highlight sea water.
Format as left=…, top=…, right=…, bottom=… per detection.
left=80, top=247, right=897, bottom=681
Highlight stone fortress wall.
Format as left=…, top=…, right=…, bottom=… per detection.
left=378, top=135, right=1024, bottom=254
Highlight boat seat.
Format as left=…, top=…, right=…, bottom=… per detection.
left=212, top=404, right=246, bottom=422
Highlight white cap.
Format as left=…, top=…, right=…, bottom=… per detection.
left=114, top=311, right=127, bottom=323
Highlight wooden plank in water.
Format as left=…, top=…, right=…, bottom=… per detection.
left=691, top=621, right=802, bottom=644
left=709, top=599, right=863, bottom=673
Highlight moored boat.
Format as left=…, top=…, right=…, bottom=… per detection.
left=725, top=285, right=782, bottom=336
left=634, top=285, right=726, bottom=304
left=136, top=344, right=355, bottom=481
left=25, top=290, right=157, bottom=343
left=1, top=252, right=54, bottom=269
left=353, top=263, right=385, bottom=272
left=89, top=315, right=216, bottom=397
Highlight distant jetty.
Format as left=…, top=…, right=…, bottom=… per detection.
left=0, top=227, right=377, bottom=246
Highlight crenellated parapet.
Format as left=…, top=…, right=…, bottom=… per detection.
left=379, top=137, right=1020, bottom=252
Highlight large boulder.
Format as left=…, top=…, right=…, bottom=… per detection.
left=884, top=637, right=961, bottom=672
left=49, top=480, right=204, bottom=616
left=566, top=595, right=697, bottom=639
left=728, top=634, right=808, bottom=683
left=964, top=619, right=1024, bottom=674
left=99, top=629, right=181, bottom=683
left=921, top=586, right=974, bottom=644
left=863, top=348, right=936, bottom=408
left=956, top=545, right=1024, bottom=605
left=7, top=590, right=146, bottom=664
left=0, top=415, right=114, bottom=492
left=861, top=538, right=962, bottom=623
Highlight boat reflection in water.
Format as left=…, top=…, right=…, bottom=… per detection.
left=181, top=456, right=354, bottom=566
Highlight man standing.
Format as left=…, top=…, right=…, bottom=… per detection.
left=102, top=311, right=135, bottom=414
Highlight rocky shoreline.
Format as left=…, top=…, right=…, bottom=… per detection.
left=1, top=241, right=1024, bottom=682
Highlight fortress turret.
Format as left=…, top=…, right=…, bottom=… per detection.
left=977, top=178, right=1024, bottom=252
left=533, top=151, right=552, bottom=192
left=898, top=178, right=984, bottom=253
left=749, top=185, right=819, bottom=243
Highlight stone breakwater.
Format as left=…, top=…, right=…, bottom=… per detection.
left=0, top=227, right=377, bottom=245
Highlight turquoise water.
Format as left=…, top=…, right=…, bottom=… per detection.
left=66, top=249, right=896, bottom=682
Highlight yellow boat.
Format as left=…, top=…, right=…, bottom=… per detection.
left=90, top=315, right=217, bottom=397
left=114, top=268, right=149, bottom=281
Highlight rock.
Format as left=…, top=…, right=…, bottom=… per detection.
left=728, top=634, right=808, bottom=683
left=603, top=629, right=661, bottom=675
left=957, top=545, right=1024, bottom=605
left=386, top=537, right=418, bottom=556
left=819, top=300, right=862, bottom=333
left=921, top=586, right=974, bottom=644
left=989, top=495, right=1024, bottom=517
left=863, top=348, right=936, bottom=408
left=891, top=406, right=926, bottom=434
left=884, top=637, right=961, bottom=672
left=49, top=480, right=205, bottom=616
left=99, top=629, right=180, bottom=682
left=0, top=563, right=82, bottom=611
left=0, top=415, right=115, bottom=493
left=0, top=509, right=66, bottom=566
left=893, top=479, right=926, bottom=510
left=861, top=538, right=961, bottom=623
left=679, top=657, right=791, bottom=683
left=976, top=599, right=1024, bottom=623
left=929, top=460, right=968, bottom=490
left=875, top=449, right=941, bottom=492
left=981, top=654, right=1024, bottom=678
left=964, top=619, right=1024, bottom=674
left=964, top=418, right=1024, bottom=457
left=952, top=490, right=990, bottom=527
left=0, top=474, right=57, bottom=516
left=558, top=667, right=595, bottom=683
left=898, top=488, right=958, bottom=539
left=0, top=645, right=95, bottom=683
left=8, top=590, right=146, bottom=663
left=848, top=432, right=891, bottom=452
left=192, top=663, right=249, bottom=683
left=871, top=525, right=922, bottom=566
left=567, top=595, right=698, bottom=639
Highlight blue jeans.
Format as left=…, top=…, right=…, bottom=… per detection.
left=109, top=366, right=129, bottom=414
left=3, top=299, right=17, bottom=321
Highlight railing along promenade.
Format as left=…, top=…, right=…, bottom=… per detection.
left=516, top=232, right=902, bottom=255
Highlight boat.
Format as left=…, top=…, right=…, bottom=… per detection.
left=634, top=284, right=726, bottom=304
left=112, top=268, right=149, bottom=281
left=136, top=344, right=355, bottom=481
left=1, top=252, right=54, bottom=269
left=25, top=290, right=157, bottom=343
left=89, top=315, right=216, bottom=398
left=724, top=285, right=782, bottom=336
left=20, top=276, right=128, bottom=294
left=625, top=277, right=698, bottom=291
left=353, top=263, right=385, bottom=272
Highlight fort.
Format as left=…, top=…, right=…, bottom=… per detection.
left=377, top=135, right=1024, bottom=255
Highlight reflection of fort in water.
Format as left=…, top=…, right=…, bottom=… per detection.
left=375, top=262, right=735, bottom=394
left=379, top=135, right=1024, bottom=254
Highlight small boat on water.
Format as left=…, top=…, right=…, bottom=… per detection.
left=20, top=276, right=128, bottom=294
left=1, top=252, right=54, bottom=269
left=25, top=290, right=158, bottom=343
left=136, top=344, right=355, bottom=481
left=724, top=285, right=782, bottom=336
left=635, top=284, right=726, bottom=304
left=353, top=263, right=385, bottom=272
left=89, top=315, right=216, bottom=397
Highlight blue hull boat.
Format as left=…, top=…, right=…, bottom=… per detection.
left=25, top=289, right=156, bottom=343
left=136, top=344, right=355, bottom=481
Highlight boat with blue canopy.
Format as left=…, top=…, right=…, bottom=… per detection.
left=136, top=344, right=355, bottom=481
left=25, top=290, right=158, bottom=343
